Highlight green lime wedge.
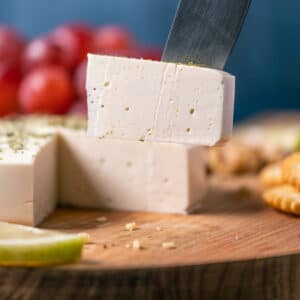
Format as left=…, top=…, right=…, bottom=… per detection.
left=294, top=133, right=300, bottom=151
left=0, top=222, right=87, bottom=266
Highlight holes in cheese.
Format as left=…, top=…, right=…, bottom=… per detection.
left=87, top=54, right=235, bottom=145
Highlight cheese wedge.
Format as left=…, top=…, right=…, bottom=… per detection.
left=0, top=116, right=205, bottom=225
left=87, top=54, right=235, bottom=145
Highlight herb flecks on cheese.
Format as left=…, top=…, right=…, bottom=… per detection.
left=0, top=115, right=86, bottom=159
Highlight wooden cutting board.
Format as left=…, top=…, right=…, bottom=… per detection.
left=1, top=176, right=300, bottom=300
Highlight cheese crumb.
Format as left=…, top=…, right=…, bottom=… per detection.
left=162, top=242, right=176, bottom=249
left=132, top=239, right=141, bottom=250
left=125, top=222, right=137, bottom=231
left=96, top=216, right=107, bottom=223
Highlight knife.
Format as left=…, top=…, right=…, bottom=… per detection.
left=162, top=0, right=251, bottom=69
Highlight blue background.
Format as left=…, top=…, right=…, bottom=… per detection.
left=0, top=0, right=299, bottom=121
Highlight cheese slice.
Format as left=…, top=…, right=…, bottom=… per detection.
left=87, top=54, right=235, bottom=145
left=59, top=132, right=205, bottom=214
left=0, top=116, right=206, bottom=225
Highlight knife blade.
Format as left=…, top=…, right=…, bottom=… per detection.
left=162, top=0, right=251, bottom=69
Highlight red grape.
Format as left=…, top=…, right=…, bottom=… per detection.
left=19, top=66, right=74, bottom=114
left=74, top=60, right=87, bottom=98
left=114, top=47, right=140, bottom=58
left=139, top=46, right=162, bottom=61
left=68, top=99, right=87, bottom=116
left=50, top=23, right=93, bottom=70
left=93, top=25, right=135, bottom=55
left=0, top=63, right=22, bottom=117
left=22, top=37, right=61, bottom=71
left=0, top=26, right=25, bottom=66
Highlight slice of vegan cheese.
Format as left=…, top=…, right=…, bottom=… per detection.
left=59, top=132, right=205, bottom=214
left=0, top=116, right=206, bottom=225
left=86, top=54, right=235, bottom=145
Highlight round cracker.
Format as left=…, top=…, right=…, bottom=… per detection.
left=263, top=184, right=300, bottom=215
left=259, top=163, right=283, bottom=188
left=282, top=153, right=300, bottom=191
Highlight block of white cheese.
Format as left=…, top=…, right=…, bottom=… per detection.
left=0, top=116, right=206, bottom=225
left=87, top=54, right=235, bottom=145
left=0, top=117, right=58, bottom=226
left=59, top=132, right=205, bottom=214
left=0, top=116, right=87, bottom=225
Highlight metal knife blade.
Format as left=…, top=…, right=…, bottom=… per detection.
left=162, top=0, right=251, bottom=69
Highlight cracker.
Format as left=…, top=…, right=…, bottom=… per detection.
left=263, top=185, right=300, bottom=215
left=282, top=153, right=300, bottom=190
left=259, top=163, right=283, bottom=187
left=206, top=140, right=263, bottom=175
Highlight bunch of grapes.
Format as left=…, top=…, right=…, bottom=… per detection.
left=0, top=23, right=162, bottom=117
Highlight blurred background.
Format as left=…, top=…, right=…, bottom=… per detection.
left=0, top=0, right=299, bottom=121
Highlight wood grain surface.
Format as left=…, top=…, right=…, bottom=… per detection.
left=1, top=176, right=300, bottom=299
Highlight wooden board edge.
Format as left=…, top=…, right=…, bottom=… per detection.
left=0, top=252, right=299, bottom=299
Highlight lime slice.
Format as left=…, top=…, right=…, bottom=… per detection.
left=294, top=133, right=300, bottom=151
left=0, top=222, right=87, bottom=266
